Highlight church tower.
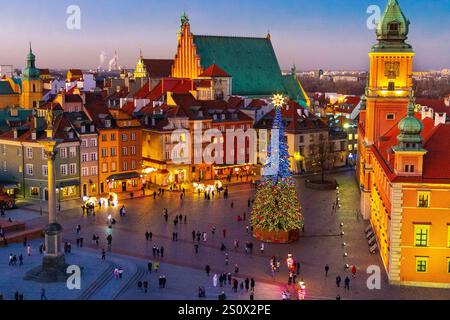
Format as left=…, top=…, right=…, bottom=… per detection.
left=21, top=44, right=43, bottom=109
left=358, top=0, right=414, bottom=218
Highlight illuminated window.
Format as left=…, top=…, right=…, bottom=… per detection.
left=448, top=226, right=450, bottom=248
left=415, top=257, right=428, bottom=273
left=348, top=134, right=353, bottom=140
left=355, top=134, right=358, bottom=140
left=418, top=191, right=430, bottom=208
left=414, top=224, right=430, bottom=247
left=348, top=144, right=353, bottom=151
left=386, top=113, right=395, bottom=120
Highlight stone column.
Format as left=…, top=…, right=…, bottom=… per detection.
left=40, top=139, right=65, bottom=269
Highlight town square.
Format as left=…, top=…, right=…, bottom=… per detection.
left=0, top=0, right=449, bottom=305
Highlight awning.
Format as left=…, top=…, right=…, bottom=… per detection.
left=107, top=172, right=140, bottom=181
left=58, top=180, right=80, bottom=188
left=0, top=181, right=19, bottom=189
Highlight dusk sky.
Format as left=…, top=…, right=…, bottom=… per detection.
left=0, top=0, right=449, bottom=71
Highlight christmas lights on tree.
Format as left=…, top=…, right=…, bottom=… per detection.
left=251, top=94, right=304, bottom=238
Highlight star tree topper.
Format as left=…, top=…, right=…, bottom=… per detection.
left=272, top=93, right=286, bottom=109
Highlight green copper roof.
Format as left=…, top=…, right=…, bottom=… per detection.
left=372, top=0, right=413, bottom=52
left=193, top=35, right=289, bottom=97
left=396, top=97, right=424, bottom=149
left=22, top=45, right=40, bottom=80
left=281, top=74, right=308, bottom=108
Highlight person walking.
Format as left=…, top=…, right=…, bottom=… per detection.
left=336, top=275, right=342, bottom=288
left=18, top=254, right=23, bottom=266
left=325, top=264, right=330, bottom=277
left=145, top=231, right=150, bottom=241
left=147, top=261, right=152, bottom=273
left=143, top=280, right=148, bottom=293
left=344, top=276, right=350, bottom=290
left=101, top=249, right=106, bottom=260
left=192, top=230, right=196, bottom=242
left=194, top=243, right=199, bottom=254
left=244, top=278, right=250, bottom=291
left=205, top=265, right=210, bottom=277
left=250, top=278, right=255, bottom=290
left=40, top=288, right=47, bottom=300
left=213, top=274, right=218, bottom=287
left=260, top=243, right=264, bottom=254
left=154, top=260, right=159, bottom=273
left=351, top=265, right=357, bottom=278
left=160, top=246, right=164, bottom=258
left=27, top=245, right=32, bottom=256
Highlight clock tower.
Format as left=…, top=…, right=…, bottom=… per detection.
left=358, top=0, right=414, bottom=218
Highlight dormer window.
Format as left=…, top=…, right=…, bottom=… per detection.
left=31, top=132, right=37, bottom=140
left=68, top=131, right=74, bottom=139
left=388, top=22, right=400, bottom=33
left=81, top=125, right=86, bottom=133
left=105, top=119, right=111, bottom=128
left=90, top=125, right=95, bottom=132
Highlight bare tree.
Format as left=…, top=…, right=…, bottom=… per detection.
left=310, top=135, right=335, bottom=183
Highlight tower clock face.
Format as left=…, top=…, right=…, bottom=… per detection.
left=384, top=62, right=400, bottom=79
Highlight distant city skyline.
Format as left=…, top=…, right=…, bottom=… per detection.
left=0, top=0, right=449, bottom=71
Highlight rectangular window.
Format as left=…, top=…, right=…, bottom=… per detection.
left=82, top=167, right=89, bottom=177
left=90, top=152, right=98, bottom=161
left=69, top=163, right=77, bottom=175
left=448, top=226, right=450, bottom=248
left=102, top=163, right=108, bottom=173
left=26, top=147, right=33, bottom=159
left=121, top=133, right=127, bottom=141
left=414, top=224, right=430, bottom=247
left=111, top=148, right=117, bottom=157
left=81, top=139, right=88, bottom=148
left=26, top=164, right=33, bottom=176
left=131, top=160, right=136, bottom=170
left=415, top=257, right=428, bottom=273
left=60, top=164, right=68, bottom=176
left=165, top=151, right=170, bottom=160
left=42, top=165, right=48, bottom=177
left=122, top=147, right=128, bottom=156
left=111, top=133, right=116, bottom=141
left=90, top=139, right=97, bottom=147
left=418, top=191, right=430, bottom=208
left=131, top=132, right=136, bottom=141
left=131, top=146, right=136, bottom=155
left=348, top=134, right=353, bottom=140
left=410, top=165, right=415, bottom=173
left=91, top=166, right=98, bottom=176
left=111, top=162, right=117, bottom=172
left=102, top=148, right=108, bottom=157
left=82, top=153, right=88, bottom=162
left=405, top=165, right=409, bottom=173
left=30, top=187, right=39, bottom=196
left=60, top=147, right=67, bottom=159
left=123, top=161, right=128, bottom=171
left=69, top=147, right=76, bottom=158
left=386, top=113, right=395, bottom=120
left=102, top=134, right=107, bottom=142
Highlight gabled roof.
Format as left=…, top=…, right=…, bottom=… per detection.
left=142, top=59, right=173, bottom=78
left=0, top=81, right=16, bottom=95
left=199, top=64, right=230, bottom=78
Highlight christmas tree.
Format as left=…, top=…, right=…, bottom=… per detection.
left=251, top=95, right=304, bottom=234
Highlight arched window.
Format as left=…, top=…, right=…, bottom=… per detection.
left=388, top=22, right=400, bottom=35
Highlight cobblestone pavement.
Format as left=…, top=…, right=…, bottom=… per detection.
left=2, top=171, right=450, bottom=300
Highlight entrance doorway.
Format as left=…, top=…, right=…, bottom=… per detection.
left=44, top=189, right=48, bottom=201
left=122, top=182, right=127, bottom=192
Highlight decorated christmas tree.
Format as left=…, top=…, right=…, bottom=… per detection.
left=251, top=94, right=303, bottom=243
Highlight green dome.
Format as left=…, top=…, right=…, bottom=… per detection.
left=22, top=45, right=40, bottom=80
left=376, top=0, right=409, bottom=41
left=397, top=99, right=423, bottom=147
left=372, top=0, right=413, bottom=52
left=398, top=115, right=423, bottom=134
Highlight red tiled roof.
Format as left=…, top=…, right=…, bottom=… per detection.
left=416, top=98, right=450, bottom=117
left=372, top=114, right=450, bottom=183
left=142, top=59, right=173, bottom=78
left=122, top=101, right=135, bottom=116
left=199, top=64, right=230, bottom=78
left=246, top=99, right=267, bottom=109
left=228, top=96, right=245, bottom=108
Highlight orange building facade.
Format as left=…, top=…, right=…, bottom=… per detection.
left=98, top=110, right=143, bottom=195
left=358, top=0, right=450, bottom=288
